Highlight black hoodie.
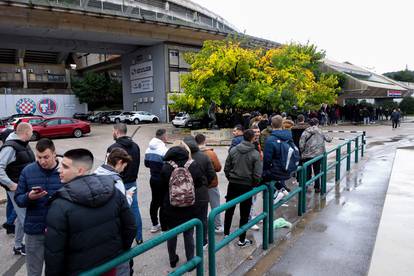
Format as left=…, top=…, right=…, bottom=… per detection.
left=44, top=174, right=136, bottom=276
left=107, top=136, right=140, bottom=183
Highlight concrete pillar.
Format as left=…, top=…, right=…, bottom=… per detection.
left=65, top=69, right=71, bottom=88
left=22, top=69, right=28, bottom=88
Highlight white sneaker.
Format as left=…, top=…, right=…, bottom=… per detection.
left=237, top=239, right=253, bottom=248
left=280, top=188, right=289, bottom=196
left=215, top=226, right=224, bottom=234
left=274, top=191, right=285, bottom=204
left=150, top=224, right=161, bottom=233
left=251, top=224, right=260, bottom=231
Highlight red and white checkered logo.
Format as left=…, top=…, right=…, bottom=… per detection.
left=16, top=98, right=37, bottom=114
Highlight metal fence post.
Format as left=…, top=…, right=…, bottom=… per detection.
left=346, top=141, right=351, bottom=171
left=195, top=221, right=203, bottom=276
left=297, top=168, right=303, bottom=216
left=262, top=187, right=269, bottom=250
left=268, top=182, right=275, bottom=244
left=335, top=147, right=341, bottom=182
left=361, top=132, right=366, bottom=157
left=301, top=164, right=307, bottom=214
left=208, top=213, right=216, bottom=276
left=355, top=137, right=359, bottom=163
left=321, top=152, right=327, bottom=195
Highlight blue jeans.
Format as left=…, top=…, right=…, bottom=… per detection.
left=124, top=181, right=142, bottom=241
left=6, top=193, right=17, bottom=225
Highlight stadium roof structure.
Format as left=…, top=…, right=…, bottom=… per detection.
left=322, top=59, right=410, bottom=99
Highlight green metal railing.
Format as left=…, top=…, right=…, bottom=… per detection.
left=80, top=219, right=204, bottom=276
left=267, top=169, right=304, bottom=244
left=207, top=185, right=269, bottom=276
left=82, top=131, right=366, bottom=276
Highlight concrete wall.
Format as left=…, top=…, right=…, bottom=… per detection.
left=0, top=93, right=87, bottom=117
left=122, top=44, right=167, bottom=122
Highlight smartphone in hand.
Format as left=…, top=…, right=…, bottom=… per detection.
left=32, top=186, right=44, bottom=193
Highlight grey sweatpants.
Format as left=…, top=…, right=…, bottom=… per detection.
left=25, top=234, right=45, bottom=276
left=208, top=187, right=222, bottom=227
left=6, top=191, right=25, bottom=248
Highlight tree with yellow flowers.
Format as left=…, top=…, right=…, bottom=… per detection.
left=169, top=38, right=341, bottom=114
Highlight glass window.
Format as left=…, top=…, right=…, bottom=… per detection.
left=169, top=50, right=179, bottom=67
left=29, top=119, right=43, bottom=125
left=46, top=119, right=59, bottom=126
left=60, top=119, right=73, bottom=125
left=170, top=71, right=180, bottom=92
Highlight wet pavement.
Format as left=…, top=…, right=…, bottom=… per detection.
left=245, top=122, right=414, bottom=276
left=0, top=121, right=412, bottom=275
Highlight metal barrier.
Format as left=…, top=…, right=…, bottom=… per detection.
left=207, top=185, right=269, bottom=276
left=82, top=131, right=365, bottom=276
left=79, top=219, right=204, bottom=276
left=267, top=168, right=304, bottom=244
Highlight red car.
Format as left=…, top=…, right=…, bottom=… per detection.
left=31, top=117, right=91, bottom=140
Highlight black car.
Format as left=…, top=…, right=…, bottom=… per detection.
left=186, top=115, right=211, bottom=129
left=73, top=113, right=90, bottom=121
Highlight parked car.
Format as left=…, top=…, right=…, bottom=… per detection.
left=108, top=111, right=134, bottom=124
left=31, top=117, right=91, bottom=141
left=3, top=113, right=38, bottom=124
left=73, top=113, right=90, bottom=121
left=172, top=112, right=190, bottom=128
left=186, top=115, right=210, bottom=129
left=88, top=111, right=111, bottom=123
left=12, top=116, right=44, bottom=129
left=125, top=111, right=159, bottom=125
left=100, top=111, right=122, bottom=124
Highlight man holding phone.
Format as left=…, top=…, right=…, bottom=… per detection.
left=15, top=138, right=62, bottom=276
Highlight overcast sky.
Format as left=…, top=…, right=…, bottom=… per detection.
left=193, top=0, right=412, bottom=74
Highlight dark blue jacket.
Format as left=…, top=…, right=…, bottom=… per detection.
left=15, top=161, right=62, bottom=235
left=263, top=130, right=293, bottom=181
left=229, top=135, right=244, bottom=152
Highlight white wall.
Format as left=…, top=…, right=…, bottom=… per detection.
left=0, top=94, right=87, bottom=118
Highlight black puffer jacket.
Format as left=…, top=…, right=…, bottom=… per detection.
left=44, top=174, right=136, bottom=276
left=107, top=136, right=140, bottom=183
left=159, top=146, right=208, bottom=230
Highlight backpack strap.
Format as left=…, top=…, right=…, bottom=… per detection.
left=168, top=160, right=178, bottom=169
left=184, top=159, right=193, bottom=169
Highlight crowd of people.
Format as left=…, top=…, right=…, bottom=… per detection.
left=0, top=116, right=332, bottom=275
left=230, top=103, right=404, bottom=130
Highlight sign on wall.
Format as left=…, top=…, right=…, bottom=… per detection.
left=130, top=61, right=154, bottom=93
left=131, top=77, right=154, bottom=93
left=387, top=90, right=402, bottom=97
left=16, top=98, right=36, bottom=114
left=130, top=61, right=153, bottom=80
left=38, top=98, right=58, bottom=115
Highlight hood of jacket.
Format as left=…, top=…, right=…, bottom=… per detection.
left=183, top=136, right=200, bottom=153
left=6, top=132, right=25, bottom=142
left=55, top=174, right=115, bottom=208
left=292, top=122, right=310, bottom=130
left=94, top=164, right=119, bottom=177
left=145, top=137, right=168, bottom=156
left=115, top=136, right=134, bottom=149
left=304, top=125, right=322, bottom=135
left=164, top=146, right=189, bottom=162
left=235, top=141, right=256, bottom=154
left=270, top=129, right=293, bottom=141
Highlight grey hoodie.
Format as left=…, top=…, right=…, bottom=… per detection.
left=224, top=141, right=263, bottom=186
left=299, top=126, right=332, bottom=159
left=94, top=164, right=132, bottom=205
